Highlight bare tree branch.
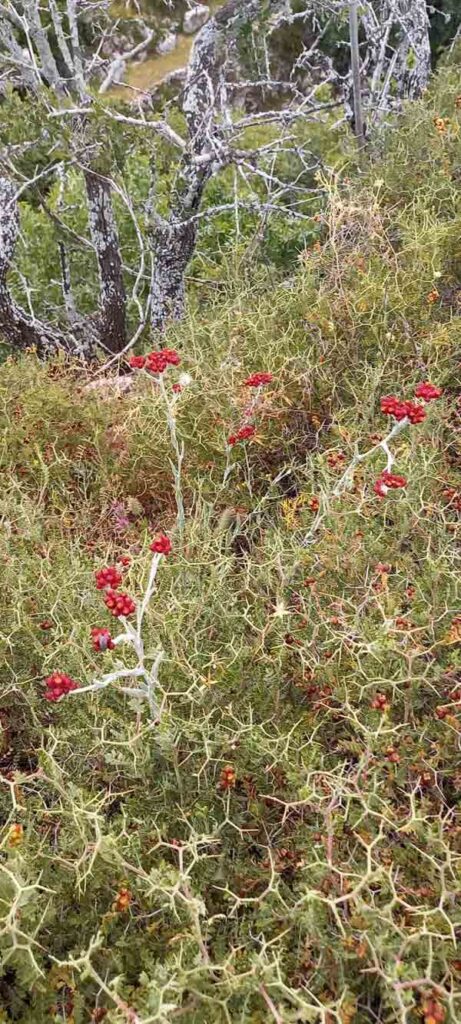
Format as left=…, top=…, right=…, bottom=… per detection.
left=0, top=0, right=434, bottom=354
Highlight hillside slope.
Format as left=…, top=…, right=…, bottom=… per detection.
left=0, top=59, right=460, bottom=1024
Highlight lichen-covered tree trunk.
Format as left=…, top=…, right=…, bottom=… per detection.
left=0, top=176, right=79, bottom=356
left=150, top=148, right=212, bottom=332
left=150, top=227, right=191, bottom=333
left=149, top=10, right=228, bottom=333
left=395, top=0, right=431, bottom=99
left=151, top=225, right=209, bottom=336
left=148, top=0, right=289, bottom=334
left=0, top=285, right=73, bottom=355
left=84, top=170, right=127, bottom=353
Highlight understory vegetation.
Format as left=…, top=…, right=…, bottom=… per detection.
left=0, top=57, right=460, bottom=1024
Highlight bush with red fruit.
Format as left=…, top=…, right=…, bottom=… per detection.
left=129, top=348, right=181, bottom=375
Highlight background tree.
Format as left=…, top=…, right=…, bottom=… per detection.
left=0, top=0, right=441, bottom=359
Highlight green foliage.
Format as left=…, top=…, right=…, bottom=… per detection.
left=0, top=61, right=460, bottom=1024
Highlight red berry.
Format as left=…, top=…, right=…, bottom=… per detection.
left=150, top=533, right=172, bottom=556
left=227, top=424, right=256, bottom=446
left=91, top=627, right=115, bottom=652
left=382, top=471, right=407, bottom=488
left=380, top=394, right=427, bottom=424
left=374, top=478, right=388, bottom=497
left=243, top=372, right=273, bottom=388
left=145, top=350, right=168, bottom=374
left=375, top=562, right=392, bottom=574
left=371, top=692, right=389, bottom=711
left=129, top=355, right=146, bottom=369
left=404, top=401, right=426, bottom=424
left=237, top=425, right=255, bottom=441
left=104, top=589, right=136, bottom=617
left=219, top=765, right=236, bottom=789
left=415, top=381, right=443, bottom=402
left=95, top=566, right=122, bottom=591
left=162, top=348, right=181, bottom=366
left=43, top=671, right=79, bottom=701
left=374, top=471, right=407, bottom=497
left=380, top=395, right=408, bottom=420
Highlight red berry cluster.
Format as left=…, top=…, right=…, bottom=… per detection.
left=415, top=381, right=443, bottom=401
left=147, top=352, right=170, bottom=373
left=375, top=562, right=392, bottom=575
left=421, top=996, right=446, bottom=1024
left=374, top=382, right=442, bottom=499
left=303, top=682, right=333, bottom=710
left=381, top=380, right=442, bottom=423
left=95, top=566, right=122, bottom=591
left=373, top=471, right=407, bottom=498
left=91, top=627, right=115, bottom=652
left=104, top=589, right=136, bottom=618
left=129, top=349, right=180, bottom=374
left=380, top=395, right=409, bottom=420
left=44, top=671, right=78, bottom=702
left=405, top=401, right=427, bottom=424
left=243, top=372, right=273, bottom=388
left=380, top=396, right=426, bottom=423
left=150, top=533, right=172, bottom=556
left=219, top=765, right=237, bottom=789
left=227, top=371, right=274, bottom=446
left=442, top=486, right=461, bottom=511
left=228, top=424, right=256, bottom=446
left=327, top=450, right=345, bottom=469
left=162, top=348, right=181, bottom=366
left=371, top=692, right=390, bottom=712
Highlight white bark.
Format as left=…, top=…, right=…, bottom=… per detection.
left=0, top=178, right=86, bottom=355
left=359, top=0, right=431, bottom=122
left=22, top=0, right=63, bottom=91
left=149, top=0, right=278, bottom=332
left=0, top=1, right=128, bottom=356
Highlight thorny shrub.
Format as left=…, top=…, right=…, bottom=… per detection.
left=0, top=63, right=460, bottom=1024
